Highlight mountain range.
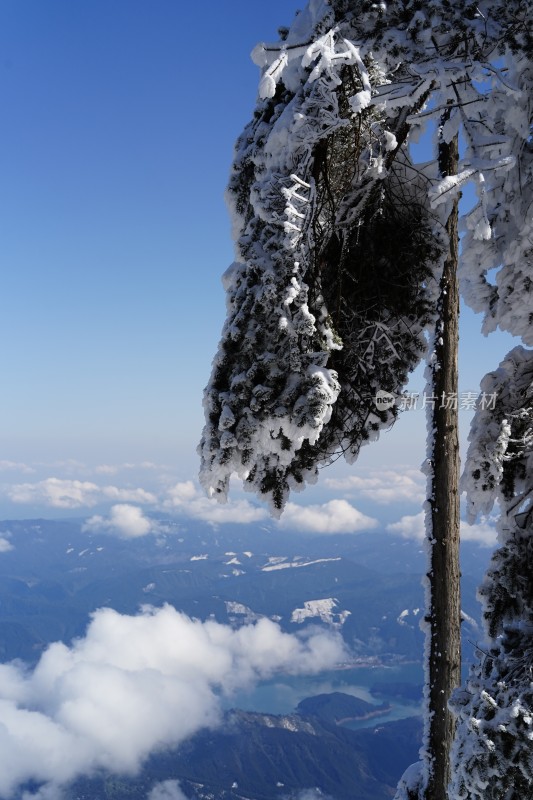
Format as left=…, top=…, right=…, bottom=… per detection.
left=0, top=516, right=493, bottom=799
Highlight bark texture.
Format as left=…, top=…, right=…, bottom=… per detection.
left=425, top=133, right=462, bottom=800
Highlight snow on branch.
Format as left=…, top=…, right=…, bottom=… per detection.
left=200, top=0, right=533, bottom=514
left=451, top=346, right=533, bottom=800
left=462, top=346, right=533, bottom=524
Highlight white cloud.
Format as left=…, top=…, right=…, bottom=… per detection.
left=147, top=781, right=189, bottom=800
left=325, top=468, right=425, bottom=504
left=165, top=482, right=268, bottom=525
left=94, top=464, right=119, bottom=476
left=279, top=499, right=378, bottom=534
left=167, top=481, right=196, bottom=503
left=94, top=462, right=166, bottom=476
left=102, top=486, right=157, bottom=504
left=83, top=505, right=154, bottom=539
left=6, top=475, right=261, bottom=526
left=461, top=518, right=497, bottom=547
left=386, top=512, right=425, bottom=541
left=8, top=479, right=102, bottom=509
left=21, top=784, right=64, bottom=800
left=291, top=791, right=334, bottom=800
left=0, top=537, right=13, bottom=553
left=386, top=512, right=497, bottom=547
left=0, top=605, right=344, bottom=798
left=7, top=479, right=156, bottom=510
left=0, top=460, right=35, bottom=474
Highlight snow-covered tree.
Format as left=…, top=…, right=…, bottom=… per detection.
left=200, top=0, right=530, bottom=509
left=199, top=4, right=446, bottom=514
left=199, top=1, right=532, bottom=798
left=450, top=348, right=533, bottom=800
left=447, top=15, right=533, bottom=797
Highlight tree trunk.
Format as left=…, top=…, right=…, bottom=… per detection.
left=423, top=133, right=461, bottom=800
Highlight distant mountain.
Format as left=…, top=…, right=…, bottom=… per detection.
left=69, top=709, right=422, bottom=800
left=0, top=518, right=487, bottom=665
left=0, top=517, right=490, bottom=800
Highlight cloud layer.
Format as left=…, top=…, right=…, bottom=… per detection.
left=325, top=468, right=425, bottom=505
left=164, top=481, right=269, bottom=525
left=8, top=478, right=156, bottom=510
left=0, top=464, right=499, bottom=547
left=148, top=781, right=189, bottom=800
left=83, top=504, right=155, bottom=538
left=0, top=605, right=344, bottom=799
left=386, top=512, right=497, bottom=547
left=280, top=499, right=378, bottom=534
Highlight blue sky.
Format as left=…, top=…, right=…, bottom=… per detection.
left=0, top=1, right=302, bottom=466
left=0, top=1, right=518, bottom=521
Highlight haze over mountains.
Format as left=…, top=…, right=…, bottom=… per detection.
left=0, top=515, right=489, bottom=662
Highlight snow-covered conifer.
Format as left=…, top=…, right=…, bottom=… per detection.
left=200, top=0, right=531, bottom=513
left=451, top=347, right=533, bottom=800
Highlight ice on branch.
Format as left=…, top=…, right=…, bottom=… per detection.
left=201, top=0, right=533, bottom=518
left=199, top=5, right=451, bottom=512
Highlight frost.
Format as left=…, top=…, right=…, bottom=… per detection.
left=429, top=169, right=477, bottom=208
left=383, top=130, right=398, bottom=151
left=199, top=1, right=455, bottom=513
left=349, top=89, right=372, bottom=113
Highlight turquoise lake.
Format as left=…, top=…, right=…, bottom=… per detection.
left=223, top=662, right=424, bottom=730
